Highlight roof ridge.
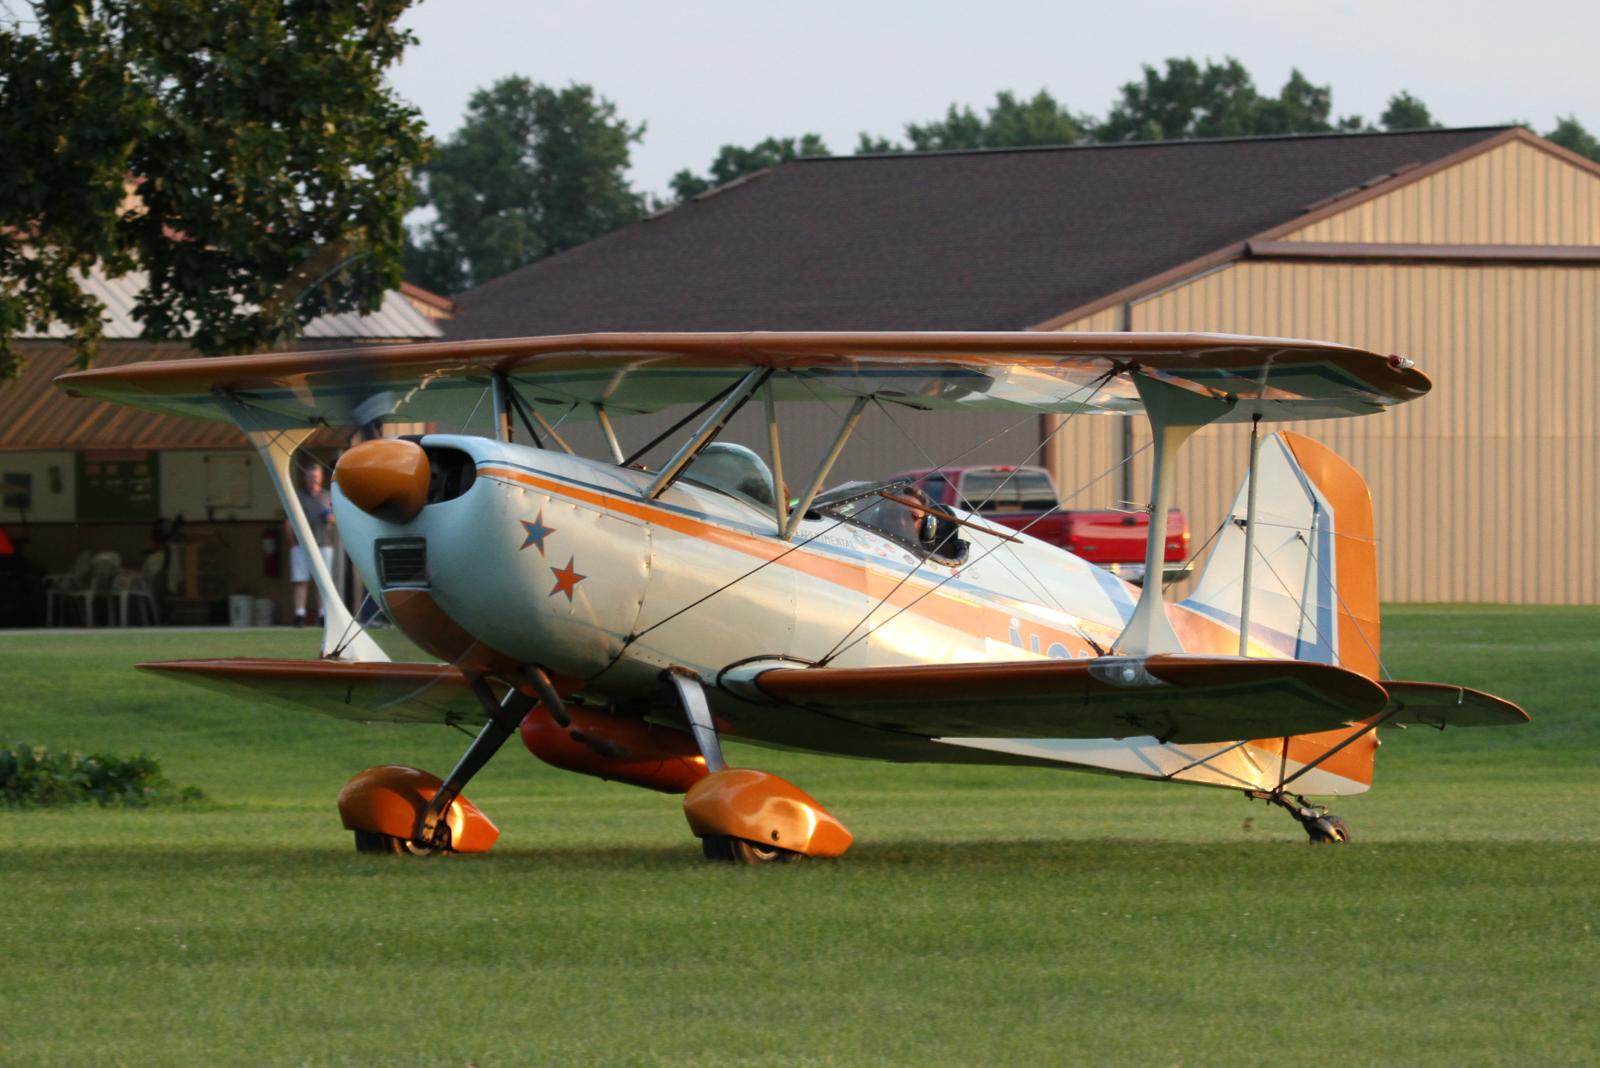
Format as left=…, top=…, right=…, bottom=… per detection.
left=808, top=125, right=1516, bottom=164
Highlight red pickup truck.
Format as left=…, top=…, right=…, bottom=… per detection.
left=890, top=465, right=1190, bottom=584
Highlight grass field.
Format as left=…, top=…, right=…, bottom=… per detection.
left=2, top=606, right=1597, bottom=1066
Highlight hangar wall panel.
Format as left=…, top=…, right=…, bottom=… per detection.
left=1048, top=261, right=1599, bottom=604
left=1046, top=307, right=1123, bottom=506
left=1282, top=140, right=1600, bottom=245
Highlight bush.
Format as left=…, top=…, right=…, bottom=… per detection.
left=0, top=743, right=206, bottom=808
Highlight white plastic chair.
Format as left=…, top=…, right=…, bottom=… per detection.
left=63, top=552, right=121, bottom=626
left=113, top=551, right=165, bottom=626
left=43, top=552, right=93, bottom=626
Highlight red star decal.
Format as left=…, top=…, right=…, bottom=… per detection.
left=549, top=556, right=585, bottom=601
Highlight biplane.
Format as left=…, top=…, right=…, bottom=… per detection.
left=55, top=332, right=1526, bottom=862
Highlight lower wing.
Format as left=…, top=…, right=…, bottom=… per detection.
left=139, top=658, right=481, bottom=725
left=735, top=655, right=1391, bottom=744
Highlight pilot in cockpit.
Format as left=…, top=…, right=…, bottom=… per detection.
left=682, top=444, right=969, bottom=563
left=820, top=482, right=969, bottom=563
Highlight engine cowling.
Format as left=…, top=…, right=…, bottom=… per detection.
left=520, top=705, right=708, bottom=794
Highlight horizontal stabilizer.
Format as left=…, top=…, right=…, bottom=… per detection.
left=1381, top=681, right=1529, bottom=728
left=744, top=655, right=1388, bottom=744
left=139, top=658, right=481, bottom=725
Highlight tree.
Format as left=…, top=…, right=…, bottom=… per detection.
left=405, top=78, right=645, bottom=293
left=669, top=133, right=830, bottom=202
left=1094, top=58, right=1361, bottom=142
left=1381, top=91, right=1439, bottom=131
left=1095, top=57, right=1262, bottom=141
left=1254, top=69, right=1366, bottom=134
left=0, top=0, right=427, bottom=380
left=1545, top=115, right=1600, bottom=163
left=859, top=90, right=1089, bottom=154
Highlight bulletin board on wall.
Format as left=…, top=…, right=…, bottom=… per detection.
left=77, top=450, right=160, bottom=522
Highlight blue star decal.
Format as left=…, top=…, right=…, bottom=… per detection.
left=519, top=510, right=555, bottom=555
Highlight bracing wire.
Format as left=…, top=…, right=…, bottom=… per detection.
left=867, top=397, right=1093, bottom=649
left=816, top=372, right=1120, bottom=665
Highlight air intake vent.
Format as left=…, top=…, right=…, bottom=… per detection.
left=377, top=537, right=428, bottom=588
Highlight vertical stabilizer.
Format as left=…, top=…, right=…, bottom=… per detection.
left=1183, top=432, right=1380, bottom=680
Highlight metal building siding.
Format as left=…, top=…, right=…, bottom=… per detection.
left=1049, top=260, right=1600, bottom=604
left=1045, top=307, right=1124, bottom=505
left=1281, top=140, right=1600, bottom=246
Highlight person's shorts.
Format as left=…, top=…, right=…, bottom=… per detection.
left=290, top=545, right=336, bottom=583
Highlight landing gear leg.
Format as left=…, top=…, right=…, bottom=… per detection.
left=1248, top=789, right=1351, bottom=845
left=667, top=669, right=851, bottom=864
left=666, top=669, right=725, bottom=773
left=408, top=674, right=539, bottom=850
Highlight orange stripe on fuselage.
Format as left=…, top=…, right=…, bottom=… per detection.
left=480, top=463, right=1253, bottom=659
left=479, top=464, right=1110, bottom=657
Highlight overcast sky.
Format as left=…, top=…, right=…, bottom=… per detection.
left=390, top=0, right=1600, bottom=199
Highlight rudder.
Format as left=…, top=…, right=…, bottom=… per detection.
left=1183, top=431, right=1381, bottom=681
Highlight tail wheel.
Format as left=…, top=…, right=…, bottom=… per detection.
left=1306, top=815, right=1351, bottom=845
left=700, top=834, right=798, bottom=865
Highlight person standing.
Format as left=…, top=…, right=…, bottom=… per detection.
left=287, top=463, right=335, bottom=627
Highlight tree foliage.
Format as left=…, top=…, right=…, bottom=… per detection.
left=1095, top=58, right=1362, bottom=141
left=405, top=78, right=645, bottom=294
left=1380, top=91, right=1439, bottom=131
left=857, top=90, right=1089, bottom=154
left=909, top=90, right=1089, bottom=151
left=0, top=0, right=427, bottom=380
left=668, top=134, right=830, bottom=201
left=1544, top=116, right=1600, bottom=163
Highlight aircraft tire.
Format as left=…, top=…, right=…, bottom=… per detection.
left=352, top=829, right=450, bottom=856
left=700, top=834, right=798, bottom=865
left=1306, top=815, right=1351, bottom=845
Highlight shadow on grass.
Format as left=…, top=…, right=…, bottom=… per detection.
left=20, top=834, right=1586, bottom=882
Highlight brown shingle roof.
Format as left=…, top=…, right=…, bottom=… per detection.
left=447, top=127, right=1512, bottom=339
left=0, top=342, right=349, bottom=451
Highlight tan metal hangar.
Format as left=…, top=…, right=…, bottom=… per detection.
left=444, top=126, right=1600, bottom=605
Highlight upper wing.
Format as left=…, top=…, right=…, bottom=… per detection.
left=55, top=330, right=1430, bottom=429
left=730, top=655, right=1390, bottom=744
left=139, top=658, right=483, bottom=725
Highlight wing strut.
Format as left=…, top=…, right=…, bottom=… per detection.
left=783, top=395, right=870, bottom=539
left=490, top=373, right=514, bottom=443
left=646, top=369, right=768, bottom=499
left=1115, top=374, right=1232, bottom=656
left=764, top=380, right=789, bottom=536
left=220, top=396, right=388, bottom=663
left=1238, top=413, right=1263, bottom=656
left=594, top=404, right=626, bottom=464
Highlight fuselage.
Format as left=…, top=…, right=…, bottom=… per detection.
left=336, top=434, right=1180, bottom=682
left=334, top=434, right=1369, bottom=794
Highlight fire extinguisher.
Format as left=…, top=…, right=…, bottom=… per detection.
left=262, top=526, right=281, bottom=578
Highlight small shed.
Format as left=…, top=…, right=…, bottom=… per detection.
left=0, top=279, right=444, bottom=625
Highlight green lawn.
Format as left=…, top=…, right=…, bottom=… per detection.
left=1, top=607, right=1596, bottom=1066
